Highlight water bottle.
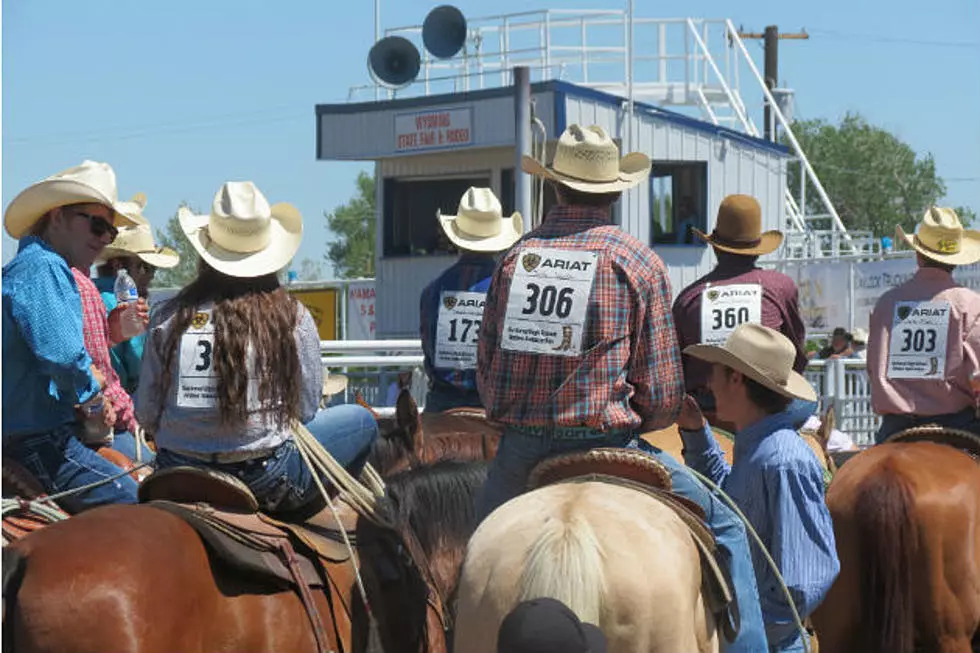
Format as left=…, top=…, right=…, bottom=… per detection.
left=114, top=269, right=145, bottom=339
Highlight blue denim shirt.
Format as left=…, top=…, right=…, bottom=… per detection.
left=680, top=410, right=840, bottom=647
left=2, top=237, right=100, bottom=439
left=94, top=275, right=145, bottom=394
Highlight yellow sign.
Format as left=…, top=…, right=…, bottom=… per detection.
left=289, top=288, right=339, bottom=340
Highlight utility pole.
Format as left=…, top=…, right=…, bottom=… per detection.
left=737, top=26, right=808, bottom=141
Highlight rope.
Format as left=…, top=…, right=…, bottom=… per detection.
left=29, top=462, right=151, bottom=506
left=530, top=115, right=548, bottom=228
left=1, top=498, right=69, bottom=546
left=687, top=467, right=812, bottom=653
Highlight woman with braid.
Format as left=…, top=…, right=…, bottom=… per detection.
left=136, top=182, right=377, bottom=515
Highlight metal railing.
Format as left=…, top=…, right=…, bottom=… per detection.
left=804, top=358, right=879, bottom=446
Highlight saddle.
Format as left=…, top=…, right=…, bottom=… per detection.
left=886, top=425, right=980, bottom=462
left=138, top=466, right=361, bottom=653
left=528, top=448, right=740, bottom=643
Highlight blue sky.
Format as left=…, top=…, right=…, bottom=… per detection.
left=3, top=0, right=978, bottom=272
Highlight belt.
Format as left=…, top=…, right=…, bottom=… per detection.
left=164, top=446, right=279, bottom=465
left=508, top=425, right=631, bottom=441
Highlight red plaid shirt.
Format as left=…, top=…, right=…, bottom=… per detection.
left=476, top=206, right=683, bottom=431
left=72, top=268, right=137, bottom=433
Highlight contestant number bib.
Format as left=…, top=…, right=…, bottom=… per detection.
left=700, top=284, right=763, bottom=346
left=886, top=300, right=951, bottom=379
left=434, top=291, right=485, bottom=369
left=177, top=310, right=219, bottom=408
left=501, top=248, right=598, bottom=357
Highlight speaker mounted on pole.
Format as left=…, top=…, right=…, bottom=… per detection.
left=368, top=36, right=421, bottom=89
left=422, top=5, right=467, bottom=59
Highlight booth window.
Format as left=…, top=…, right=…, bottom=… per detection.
left=383, top=176, right=490, bottom=257
left=650, top=162, right=707, bottom=245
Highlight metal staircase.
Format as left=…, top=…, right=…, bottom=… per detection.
left=349, top=9, right=865, bottom=259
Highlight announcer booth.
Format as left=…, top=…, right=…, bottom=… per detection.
left=316, top=80, right=791, bottom=338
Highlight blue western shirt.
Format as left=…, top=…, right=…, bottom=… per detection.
left=94, top=275, right=145, bottom=395
left=419, top=253, right=498, bottom=394
left=680, top=410, right=840, bottom=647
left=2, top=237, right=100, bottom=439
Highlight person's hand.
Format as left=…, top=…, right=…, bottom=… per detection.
left=108, top=305, right=126, bottom=345
left=676, top=394, right=706, bottom=431
left=102, top=400, right=117, bottom=429
left=133, top=298, right=150, bottom=328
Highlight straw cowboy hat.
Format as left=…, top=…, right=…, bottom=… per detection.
left=521, top=124, right=651, bottom=194
left=850, top=327, right=868, bottom=345
left=178, top=181, right=302, bottom=278
left=896, top=206, right=980, bottom=266
left=684, top=322, right=817, bottom=402
left=98, top=224, right=180, bottom=269
left=437, top=187, right=523, bottom=252
left=322, top=369, right=349, bottom=397
left=4, top=160, right=141, bottom=239
left=694, top=194, right=782, bottom=256
left=112, top=192, right=150, bottom=228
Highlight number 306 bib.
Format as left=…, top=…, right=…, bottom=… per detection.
left=700, top=284, right=763, bottom=346
left=434, top=291, right=485, bottom=369
left=501, top=248, right=598, bottom=357
left=177, top=310, right=219, bottom=408
left=886, top=300, right=951, bottom=379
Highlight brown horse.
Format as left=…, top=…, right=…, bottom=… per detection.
left=810, top=429, right=980, bottom=653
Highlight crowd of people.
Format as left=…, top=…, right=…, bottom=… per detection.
left=4, top=130, right=980, bottom=653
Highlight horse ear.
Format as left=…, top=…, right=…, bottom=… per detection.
left=395, top=389, right=421, bottom=439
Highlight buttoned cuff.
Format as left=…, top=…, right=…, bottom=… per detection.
left=678, top=423, right=714, bottom=453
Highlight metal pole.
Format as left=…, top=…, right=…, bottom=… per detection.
left=374, top=0, right=381, bottom=101
left=514, top=65, right=533, bottom=232
left=763, top=25, right=778, bottom=141
left=626, top=0, right=634, bottom=151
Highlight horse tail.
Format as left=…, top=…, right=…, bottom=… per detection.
left=517, top=513, right=605, bottom=626
left=2, top=547, right=27, bottom=651
left=854, top=459, right=917, bottom=653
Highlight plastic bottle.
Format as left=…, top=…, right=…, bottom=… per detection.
left=114, top=268, right=145, bottom=339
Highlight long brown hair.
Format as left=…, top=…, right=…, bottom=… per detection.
left=152, top=260, right=301, bottom=431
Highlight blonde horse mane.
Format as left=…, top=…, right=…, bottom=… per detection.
left=516, top=512, right=605, bottom=625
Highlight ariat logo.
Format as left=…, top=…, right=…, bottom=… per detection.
left=706, top=290, right=719, bottom=302
left=443, top=295, right=458, bottom=310
left=191, top=312, right=209, bottom=329
left=522, top=253, right=541, bottom=272
left=897, top=306, right=911, bottom=321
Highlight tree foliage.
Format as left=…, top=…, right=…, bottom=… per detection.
left=786, top=113, right=969, bottom=237
left=152, top=204, right=200, bottom=288
left=324, top=171, right=375, bottom=279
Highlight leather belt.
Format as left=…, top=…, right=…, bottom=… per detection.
left=165, top=446, right=279, bottom=465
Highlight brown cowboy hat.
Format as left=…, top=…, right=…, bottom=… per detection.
left=693, top=194, right=783, bottom=256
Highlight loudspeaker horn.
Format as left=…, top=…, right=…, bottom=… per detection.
left=422, top=5, right=467, bottom=59
left=368, top=36, right=422, bottom=89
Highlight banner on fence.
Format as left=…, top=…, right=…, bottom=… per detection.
left=346, top=279, right=376, bottom=340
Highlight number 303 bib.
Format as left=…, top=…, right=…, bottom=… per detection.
left=886, top=300, right=951, bottom=379
left=501, top=248, right=598, bottom=357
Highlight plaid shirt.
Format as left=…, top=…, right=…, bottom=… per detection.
left=420, top=253, right=498, bottom=393
left=477, top=206, right=683, bottom=431
left=72, top=269, right=137, bottom=433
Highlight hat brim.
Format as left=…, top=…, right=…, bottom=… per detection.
left=437, top=211, right=524, bottom=252
left=693, top=228, right=783, bottom=256
left=683, top=343, right=817, bottom=402
left=521, top=152, right=651, bottom=194
left=178, top=202, right=303, bottom=278
left=4, top=179, right=141, bottom=239
left=98, top=246, right=181, bottom=269
left=323, top=373, right=349, bottom=397
left=896, top=225, right=980, bottom=266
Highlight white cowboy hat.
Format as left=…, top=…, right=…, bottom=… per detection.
left=521, top=124, right=651, bottom=194
left=4, top=160, right=141, bottom=239
left=322, top=369, right=349, bottom=397
left=850, top=327, right=868, bottom=345
left=684, top=323, right=817, bottom=402
left=437, top=187, right=523, bottom=252
left=178, top=181, right=302, bottom=278
left=896, top=206, right=980, bottom=266
left=98, top=224, right=180, bottom=269
left=112, top=192, right=150, bottom=228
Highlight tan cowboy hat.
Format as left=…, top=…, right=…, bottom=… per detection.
left=896, top=206, right=980, bottom=266
left=322, top=369, right=349, bottom=397
left=438, top=187, right=523, bottom=252
left=112, top=192, right=150, bottom=227
left=684, top=322, right=817, bottom=402
left=4, top=160, right=142, bottom=239
left=98, top=224, right=180, bottom=269
left=521, top=124, right=651, bottom=194
left=178, top=181, right=302, bottom=278
left=694, top=195, right=782, bottom=256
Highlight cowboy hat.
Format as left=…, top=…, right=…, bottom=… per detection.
left=4, top=160, right=141, bottom=239
left=98, top=224, right=180, bottom=269
left=322, top=369, right=349, bottom=397
left=850, top=327, right=868, bottom=345
left=112, top=192, right=150, bottom=227
left=684, top=322, right=816, bottom=402
left=178, top=181, right=302, bottom=278
left=896, top=206, right=980, bottom=266
left=438, top=187, right=523, bottom=252
left=694, top=194, right=782, bottom=256
left=521, top=124, right=651, bottom=194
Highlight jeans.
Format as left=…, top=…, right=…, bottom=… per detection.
left=771, top=632, right=805, bottom=653
left=627, top=439, right=768, bottom=653
left=155, top=404, right=379, bottom=515
left=875, top=407, right=980, bottom=443
left=785, top=399, right=819, bottom=430
left=4, top=424, right=139, bottom=513
left=424, top=385, right=482, bottom=413
left=476, top=427, right=633, bottom=522
left=110, top=430, right=156, bottom=464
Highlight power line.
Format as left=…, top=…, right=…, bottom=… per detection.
left=807, top=28, right=980, bottom=49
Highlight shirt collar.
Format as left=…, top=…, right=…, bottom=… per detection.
left=733, top=409, right=797, bottom=456
left=914, top=266, right=955, bottom=283
left=712, top=255, right=758, bottom=276
left=17, top=235, right=53, bottom=255
left=538, top=206, right=614, bottom=234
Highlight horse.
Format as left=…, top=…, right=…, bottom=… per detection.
left=809, top=427, right=980, bottom=653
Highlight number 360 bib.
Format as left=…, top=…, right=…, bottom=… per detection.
left=700, top=283, right=763, bottom=346
left=501, top=248, right=598, bottom=357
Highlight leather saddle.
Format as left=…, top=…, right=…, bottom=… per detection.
left=886, top=425, right=980, bottom=462
left=138, top=466, right=360, bottom=653
left=528, top=447, right=740, bottom=643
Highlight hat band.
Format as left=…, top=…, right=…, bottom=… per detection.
left=917, top=235, right=960, bottom=254
left=711, top=231, right=762, bottom=250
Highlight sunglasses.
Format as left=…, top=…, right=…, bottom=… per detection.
left=73, top=211, right=118, bottom=240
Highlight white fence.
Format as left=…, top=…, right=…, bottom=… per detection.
left=322, top=339, right=880, bottom=444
